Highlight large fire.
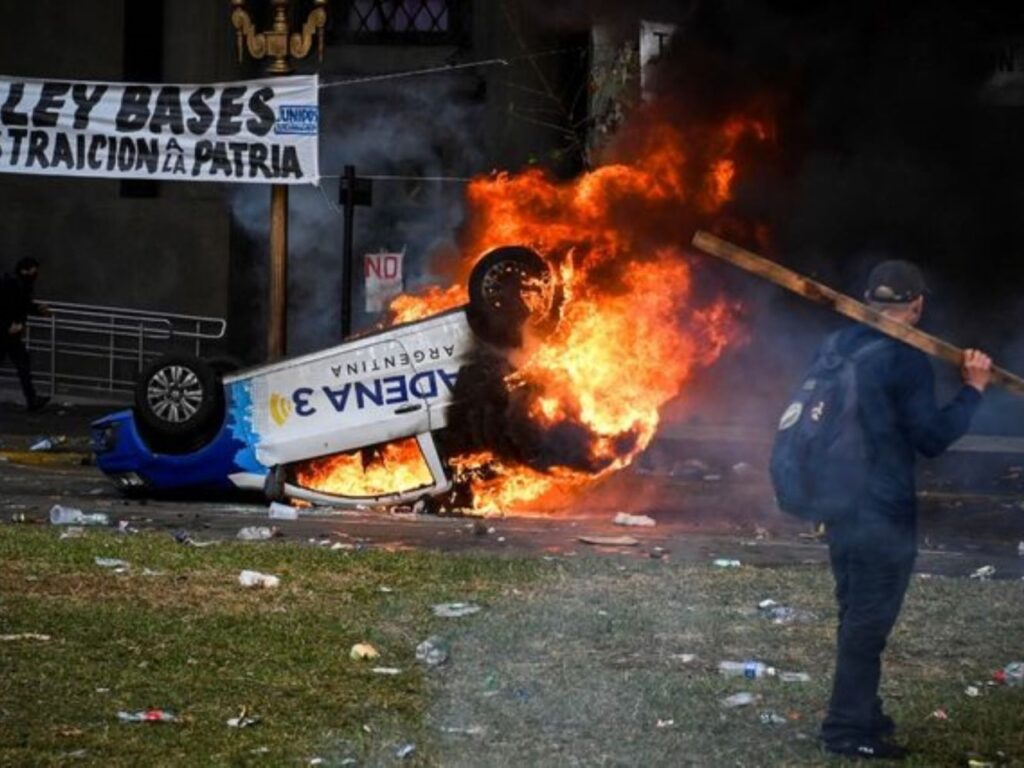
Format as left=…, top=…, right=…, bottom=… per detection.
left=303, top=112, right=768, bottom=515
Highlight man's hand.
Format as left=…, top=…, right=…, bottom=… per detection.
left=7, top=322, right=23, bottom=336
left=962, top=349, right=993, bottom=393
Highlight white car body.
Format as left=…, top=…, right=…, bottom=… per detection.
left=222, top=308, right=476, bottom=506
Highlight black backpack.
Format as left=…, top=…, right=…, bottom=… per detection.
left=769, top=333, right=888, bottom=522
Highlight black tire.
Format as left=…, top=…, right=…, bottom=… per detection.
left=467, top=245, right=560, bottom=347
left=134, top=354, right=224, bottom=454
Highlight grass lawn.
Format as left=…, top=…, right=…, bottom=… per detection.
left=0, top=526, right=542, bottom=766
left=1, top=525, right=1022, bottom=767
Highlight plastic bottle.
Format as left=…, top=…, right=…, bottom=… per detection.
left=994, top=661, right=1024, bottom=686
left=30, top=435, right=66, bottom=452
left=237, top=526, right=274, bottom=541
left=48, top=504, right=110, bottom=526
left=238, top=570, right=280, bottom=588
left=718, top=660, right=777, bottom=679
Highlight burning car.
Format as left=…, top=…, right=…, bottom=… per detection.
left=91, top=246, right=559, bottom=507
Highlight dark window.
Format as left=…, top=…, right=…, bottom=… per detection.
left=333, top=0, right=465, bottom=44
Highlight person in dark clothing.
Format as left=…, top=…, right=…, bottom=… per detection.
left=820, top=260, right=991, bottom=761
left=0, top=257, right=50, bottom=411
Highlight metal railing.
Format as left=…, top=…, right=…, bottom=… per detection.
left=0, top=300, right=226, bottom=399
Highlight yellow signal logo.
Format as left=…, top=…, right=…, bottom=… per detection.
left=268, top=393, right=293, bottom=427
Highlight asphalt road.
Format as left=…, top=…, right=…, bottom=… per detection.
left=2, top=397, right=1023, bottom=579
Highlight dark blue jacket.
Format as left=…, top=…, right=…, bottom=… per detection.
left=834, top=325, right=982, bottom=518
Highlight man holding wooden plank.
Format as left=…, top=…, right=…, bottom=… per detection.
left=691, top=232, right=997, bottom=760
left=811, top=261, right=990, bottom=760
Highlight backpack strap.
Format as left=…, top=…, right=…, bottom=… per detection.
left=849, top=337, right=890, bottom=364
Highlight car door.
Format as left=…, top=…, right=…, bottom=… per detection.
left=244, top=334, right=430, bottom=468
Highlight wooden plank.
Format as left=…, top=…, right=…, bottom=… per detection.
left=691, top=230, right=1024, bottom=397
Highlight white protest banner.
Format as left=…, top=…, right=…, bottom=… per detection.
left=365, top=248, right=405, bottom=313
left=0, top=75, right=319, bottom=184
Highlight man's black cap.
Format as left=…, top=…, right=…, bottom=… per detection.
left=865, top=260, right=927, bottom=304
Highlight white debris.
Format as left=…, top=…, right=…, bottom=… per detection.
left=432, top=602, right=481, bottom=618
left=970, top=565, right=996, bottom=580
left=613, top=512, right=657, bottom=527
left=268, top=502, right=299, bottom=520
left=238, top=570, right=280, bottom=589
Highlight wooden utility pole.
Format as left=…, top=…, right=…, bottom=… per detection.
left=691, top=230, right=1024, bottom=396
left=230, top=0, right=327, bottom=360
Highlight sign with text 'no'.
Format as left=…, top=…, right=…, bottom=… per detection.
left=365, top=249, right=405, bottom=313
left=0, top=74, right=319, bottom=184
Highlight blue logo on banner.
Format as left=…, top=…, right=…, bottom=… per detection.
left=275, top=105, right=319, bottom=135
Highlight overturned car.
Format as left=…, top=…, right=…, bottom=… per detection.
left=92, top=246, right=558, bottom=507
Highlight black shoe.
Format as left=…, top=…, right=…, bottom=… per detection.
left=26, top=396, right=50, bottom=412
left=873, top=713, right=896, bottom=738
left=824, top=739, right=909, bottom=761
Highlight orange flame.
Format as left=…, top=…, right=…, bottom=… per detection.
left=295, top=438, right=432, bottom=498
left=303, top=112, right=768, bottom=514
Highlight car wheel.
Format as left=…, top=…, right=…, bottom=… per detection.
left=134, top=354, right=224, bottom=454
left=467, top=245, right=560, bottom=347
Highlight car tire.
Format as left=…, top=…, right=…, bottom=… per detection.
left=467, top=245, right=560, bottom=347
left=134, top=354, right=225, bottom=454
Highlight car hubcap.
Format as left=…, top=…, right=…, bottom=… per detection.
left=147, top=365, right=203, bottom=424
left=480, top=260, right=554, bottom=316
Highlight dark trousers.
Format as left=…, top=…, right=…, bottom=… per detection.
left=821, top=508, right=916, bottom=744
left=0, top=336, right=37, bottom=404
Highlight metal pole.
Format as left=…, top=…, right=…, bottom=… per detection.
left=341, top=164, right=356, bottom=339
left=269, top=184, right=288, bottom=359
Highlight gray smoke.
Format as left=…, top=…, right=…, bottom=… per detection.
left=230, top=74, right=485, bottom=357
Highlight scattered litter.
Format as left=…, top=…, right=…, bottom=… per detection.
left=96, top=688, right=110, bottom=693
left=928, top=709, right=949, bottom=721
left=719, top=661, right=775, bottom=679
left=970, top=565, right=995, bottom=580
left=760, top=711, right=788, bottom=725
left=649, top=546, right=668, bottom=559
left=117, top=709, right=177, bottom=723
left=350, top=642, right=380, bottom=661
left=732, top=461, right=754, bottom=476
left=670, top=653, right=697, bottom=664
left=965, top=685, right=981, bottom=697
left=238, top=570, right=280, bottom=589
left=395, top=743, right=416, bottom=759
left=656, top=718, right=675, bottom=728
left=415, top=635, right=449, bottom=667
left=1018, top=541, right=1024, bottom=558
left=227, top=706, right=261, bottom=728
left=432, top=602, right=481, bottom=618
left=372, top=667, right=402, bottom=676
left=577, top=535, right=639, bottom=547
left=174, top=530, right=217, bottom=547
left=613, top=512, right=656, bottom=527
left=94, top=557, right=129, bottom=571
left=993, top=661, right=1024, bottom=686
left=49, top=504, right=109, bottom=527
left=237, top=526, right=276, bottom=541
left=778, top=671, right=812, bottom=683
left=968, top=760, right=995, bottom=768
left=759, top=604, right=818, bottom=625
left=268, top=502, right=299, bottom=521
left=0, top=633, right=51, bottom=642
left=30, top=435, right=66, bottom=452
left=117, top=520, right=139, bottom=535
left=331, top=542, right=357, bottom=551
left=721, top=692, right=760, bottom=708
left=58, top=527, right=85, bottom=540
left=754, top=525, right=770, bottom=540
left=379, top=586, right=394, bottom=593
left=713, top=558, right=742, bottom=568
